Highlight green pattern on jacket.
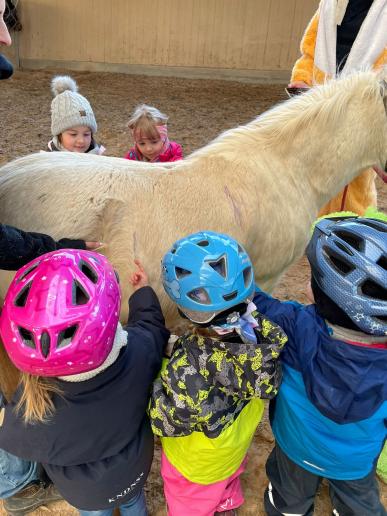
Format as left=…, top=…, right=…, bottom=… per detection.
left=149, top=311, right=287, bottom=438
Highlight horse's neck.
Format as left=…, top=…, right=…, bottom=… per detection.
left=276, top=99, right=384, bottom=214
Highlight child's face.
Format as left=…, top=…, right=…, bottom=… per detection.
left=60, top=125, right=92, bottom=153
left=135, top=133, right=164, bottom=161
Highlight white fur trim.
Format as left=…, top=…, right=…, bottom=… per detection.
left=315, top=0, right=387, bottom=76
left=58, top=323, right=128, bottom=382
left=315, top=0, right=338, bottom=76
left=342, top=0, right=387, bottom=74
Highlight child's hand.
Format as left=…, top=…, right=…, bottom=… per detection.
left=288, top=81, right=309, bottom=89
left=129, top=259, right=149, bottom=290
left=85, top=241, right=105, bottom=251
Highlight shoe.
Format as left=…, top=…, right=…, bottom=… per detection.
left=3, top=480, right=62, bottom=516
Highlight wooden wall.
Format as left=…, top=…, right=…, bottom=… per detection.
left=11, top=0, right=319, bottom=81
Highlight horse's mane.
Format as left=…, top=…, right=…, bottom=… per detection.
left=188, top=70, right=384, bottom=160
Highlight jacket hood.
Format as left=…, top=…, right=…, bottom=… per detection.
left=297, top=306, right=387, bottom=423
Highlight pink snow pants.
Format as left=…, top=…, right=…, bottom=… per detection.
left=161, top=451, right=246, bottom=516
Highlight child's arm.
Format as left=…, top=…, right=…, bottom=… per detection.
left=125, top=260, right=170, bottom=375
left=290, top=10, right=319, bottom=87
left=149, top=345, right=200, bottom=438
left=0, top=224, right=99, bottom=270
left=253, top=286, right=303, bottom=339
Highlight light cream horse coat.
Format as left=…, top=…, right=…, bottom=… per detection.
left=0, top=71, right=386, bottom=326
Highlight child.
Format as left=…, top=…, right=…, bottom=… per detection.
left=252, top=216, right=387, bottom=515
left=48, top=75, right=105, bottom=154
left=0, top=250, right=169, bottom=515
left=289, top=0, right=386, bottom=216
left=149, top=231, right=287, bottom=516
left=124, top=104, right=182, bottom=162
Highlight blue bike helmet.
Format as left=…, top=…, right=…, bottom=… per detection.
left=306, top=217, right=387, bottom=336
left=162, top=231, right=255, bottom=323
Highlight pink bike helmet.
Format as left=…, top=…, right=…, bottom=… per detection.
left=0, top=250, right=121, bottom=377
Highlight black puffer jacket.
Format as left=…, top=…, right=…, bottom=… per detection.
left=0, top=223, right=85, bottom=270
left=0, top=287, right=169, bottom=510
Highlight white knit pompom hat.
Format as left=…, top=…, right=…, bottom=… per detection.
left=50, top=76, right=97, bottom=136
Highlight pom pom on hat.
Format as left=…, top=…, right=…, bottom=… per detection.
left=51, top=75, right=78, bottom=96
left=50, top=75, right=97, bottom=136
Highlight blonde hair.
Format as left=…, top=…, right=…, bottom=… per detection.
left=16, top=373, right=63, bottom=424
left=127, top=104, right=168, bottom=140
left=188, top=323, right=220, bottom=340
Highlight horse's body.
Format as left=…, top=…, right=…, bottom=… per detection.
left=0, top=71, right=386, bottom=326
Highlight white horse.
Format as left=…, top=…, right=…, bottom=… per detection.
left=0, top=71, right=386, bottom=325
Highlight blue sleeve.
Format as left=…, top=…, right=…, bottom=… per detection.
left=253, top=285, right=303, bottom=339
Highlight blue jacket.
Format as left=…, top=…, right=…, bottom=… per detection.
left=0, top=287, right=170, bottom=510
left=253, top=290, right=387, bottom=480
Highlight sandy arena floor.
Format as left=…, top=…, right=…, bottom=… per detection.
left=0, top=69, right=386, bottom=515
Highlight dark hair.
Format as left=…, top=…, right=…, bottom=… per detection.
left=310, top=276, right=360, bottom=331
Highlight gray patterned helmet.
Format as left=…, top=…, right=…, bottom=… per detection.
left=306, top=217, right=387, bottom=336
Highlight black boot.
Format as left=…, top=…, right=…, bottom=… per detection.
left=3, top=480, right=62, bottom=516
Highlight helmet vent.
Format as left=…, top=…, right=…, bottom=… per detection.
left=208, top=256, right=227, bottom=278
left=187, top=288, right=211, bottom=305
left=359, top=220, right=387, bottom=233
left=14, top=282, right=32, bottom=307
left=170, top=248, right=176, bottom=254
left=333, top=231, right=363, bottom=252
left=334, top=241, right=353, bottom=256
left=197, top=240, right=209, bottom=247
left=223, top=291, right=238, bottom=302
left=79, top=260, right=98, bottom=284
left=57, top=325, right=78, bottom=350
left=18, top=327, right=36, bottom=349
left=323, top=248, right=354, bottom=275
left=73, top=280, right=90, bottom=305
left=376, top=255, right=387, bottom=271
left=18, top=264, right=39, bottom=282
left=243, top=267, right=252, bottom=287
left=40, top=332, right=50, bottom=359
left=175, top=266, right=191, bottom=279
left=360, top=280, right=387, bottom=301
left=237, top=244, right=244, bottom=254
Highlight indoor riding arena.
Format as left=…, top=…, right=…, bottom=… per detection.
left=0, top=1, right=386, bottom=515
